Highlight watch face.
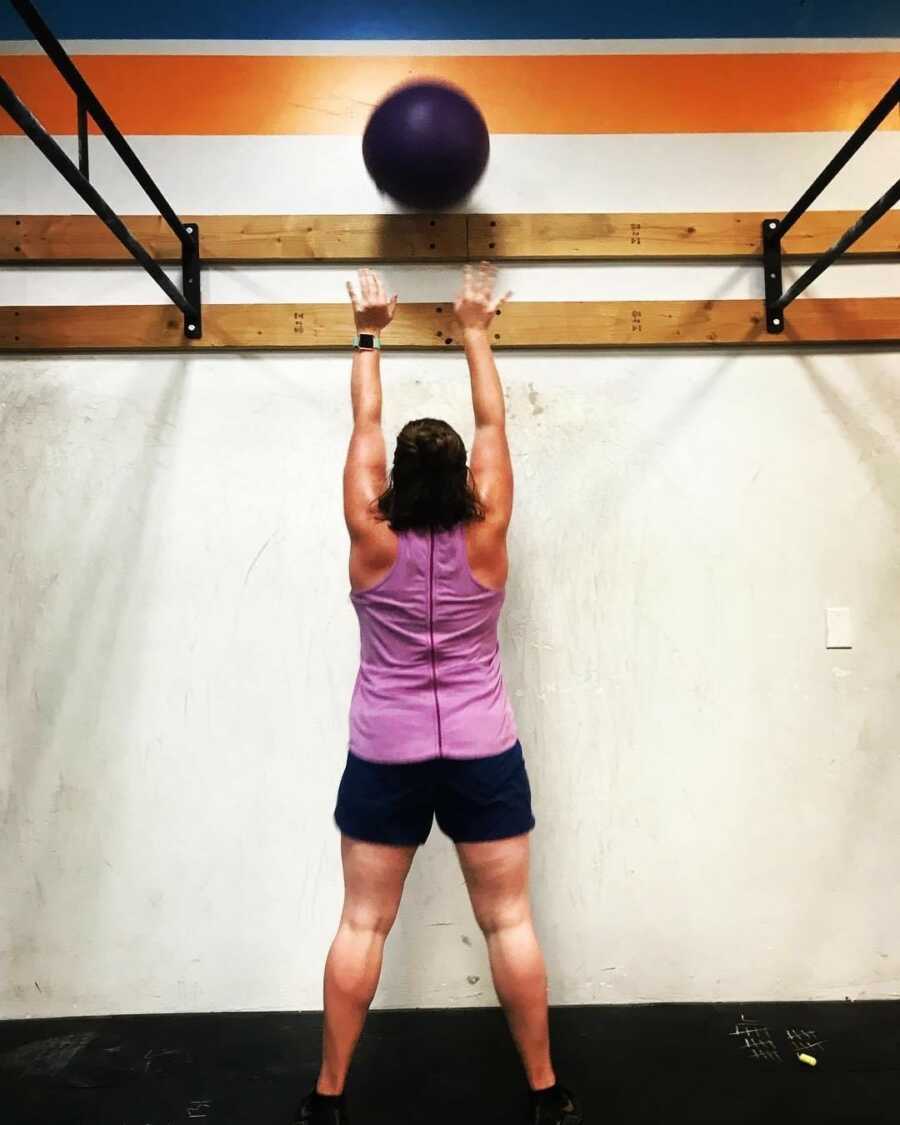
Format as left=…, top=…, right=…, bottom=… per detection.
left=358, top=333, right=375, bottom=347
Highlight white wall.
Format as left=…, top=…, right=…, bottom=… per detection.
left=1, top=124, right=899, bottom=1016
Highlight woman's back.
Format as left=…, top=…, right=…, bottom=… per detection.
left=348, top=522, right=518, bottom=764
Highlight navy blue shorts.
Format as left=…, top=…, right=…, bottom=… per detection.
left=334, top=741, right=536, bottom=846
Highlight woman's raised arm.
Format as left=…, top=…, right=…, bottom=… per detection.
left=342, top=268, right=397, bottom=539
left=454, top=262, right=514, bottom=531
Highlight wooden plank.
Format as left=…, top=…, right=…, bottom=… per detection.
left=0, top=214, right=468, bottom=264
left=2, top=211, right=898, bottom=264
left=2, top=299, right=898, bottom=351
left=467, top=212, right=900, bottom=259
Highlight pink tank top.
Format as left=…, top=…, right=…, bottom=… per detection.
left=348, top=522, right=519, bottom=764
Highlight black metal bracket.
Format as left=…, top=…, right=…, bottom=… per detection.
left=1, top=0, right=202, bottom=339
left=182, top=223, right=202, bottom=339
left=761, top=219, right=784, bottom=335
left=763, top=77, right=900, bottom=334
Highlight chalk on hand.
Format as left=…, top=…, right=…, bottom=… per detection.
left=797, top=1053, right=817, bottom=1067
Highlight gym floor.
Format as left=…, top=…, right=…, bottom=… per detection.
left=1, top=1001, right=896, bottom=1124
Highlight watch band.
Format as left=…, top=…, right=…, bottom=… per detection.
left=354, top=332, right=381, bottom=350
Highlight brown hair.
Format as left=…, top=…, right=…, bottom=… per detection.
left=374, top=418, right=485, bottom=531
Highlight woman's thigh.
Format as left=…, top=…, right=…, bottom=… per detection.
left=455, top=833, right=532, bottom=933
left=339, top=834, right=418, bottom=932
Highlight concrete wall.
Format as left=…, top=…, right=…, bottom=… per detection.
left=1, top=28, right=899, bottom=1015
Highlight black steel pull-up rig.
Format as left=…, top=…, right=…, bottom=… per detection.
left=0, top=0, right=202, bottom=338
left=1, top=0, right=896, bottom=349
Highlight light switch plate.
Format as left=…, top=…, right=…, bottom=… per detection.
left=826, top=607, right=853, bottom=650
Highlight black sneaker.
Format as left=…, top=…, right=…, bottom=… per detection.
left=530, top=1082, right=582, bottom=1125
left=293, top=1088, right=350, bottom=1125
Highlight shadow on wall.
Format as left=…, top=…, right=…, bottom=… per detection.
left=499, top=340, right=900, bottom=996
left=0, top=357, right=190, bottom=1009
left=790, top=351, right=900, bottom=970
left=498, top=318, right=743, bottom=954
left=502, top=255, right=752, bottom=622
left=796, top=351, right=900, bottom=528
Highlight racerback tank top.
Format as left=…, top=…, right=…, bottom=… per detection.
left=348, top=522, right=519, bottom=764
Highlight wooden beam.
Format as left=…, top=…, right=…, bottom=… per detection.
left=467, top=211, right=900, bottom=259
left=0, top=214, right=468, bottom=264
left=2, top=211, right=898, bottom=264
left=2, top=299, right=898, bottom=351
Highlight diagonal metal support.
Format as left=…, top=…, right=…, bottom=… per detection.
left=763, top=77, right=900, bottom=333
left=2, top=0, right=202, bottom=338
left=772, top=177, right=900, bottom=313
left=9, top=0, right=190, bottom=246
left=778, top=79, right=900, bottom=239
left=0, top=76, right=201, bottom=335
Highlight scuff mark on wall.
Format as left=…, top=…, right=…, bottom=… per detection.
left=243, top=531, right=277, bottom=586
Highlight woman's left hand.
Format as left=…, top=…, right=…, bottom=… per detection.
left=347, top=268, right=398, bottom=333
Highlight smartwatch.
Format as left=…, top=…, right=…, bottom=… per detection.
left=353, top=332, right=381, bottom=350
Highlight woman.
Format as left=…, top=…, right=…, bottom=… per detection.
left=296, top=262, right=581, bottom=1125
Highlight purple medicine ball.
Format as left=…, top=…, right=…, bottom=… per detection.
left=362, top=80, right=490, bottom=210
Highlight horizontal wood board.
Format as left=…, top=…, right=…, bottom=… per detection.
left=2, top=298, right=898, bottom=351
left=2, top=211, right=899, bottom=263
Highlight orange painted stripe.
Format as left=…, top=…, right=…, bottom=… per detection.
left=1, top=53, right=897, bottom=135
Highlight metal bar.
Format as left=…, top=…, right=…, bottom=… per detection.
left=181, top=223, right=202, bottom=339
left=0, top=76, right=199, bottom=320
left=76, top=96, right=89, bottom=178
left=761, top=219, right=784, bottom=333
left=778, top=78, right=900, bottom=238
left=9, top=0, right=190, bottom=247
left=774, top=176, right=900, bottom=312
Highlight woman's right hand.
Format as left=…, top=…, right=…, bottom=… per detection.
left=454, top=261, right=511, bottom=333
left=346, top=267, right=398, bottom=333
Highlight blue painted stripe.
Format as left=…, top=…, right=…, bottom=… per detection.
left=2, top=0, right=900, bottom=41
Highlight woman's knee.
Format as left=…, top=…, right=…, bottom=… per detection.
left=339, top=837, right=415, bottom=938
left=472, top=893, right=530, bottom=938
left=341, top=899, right=400, bottom=939
left=457, top=836, right=532, bottom=936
